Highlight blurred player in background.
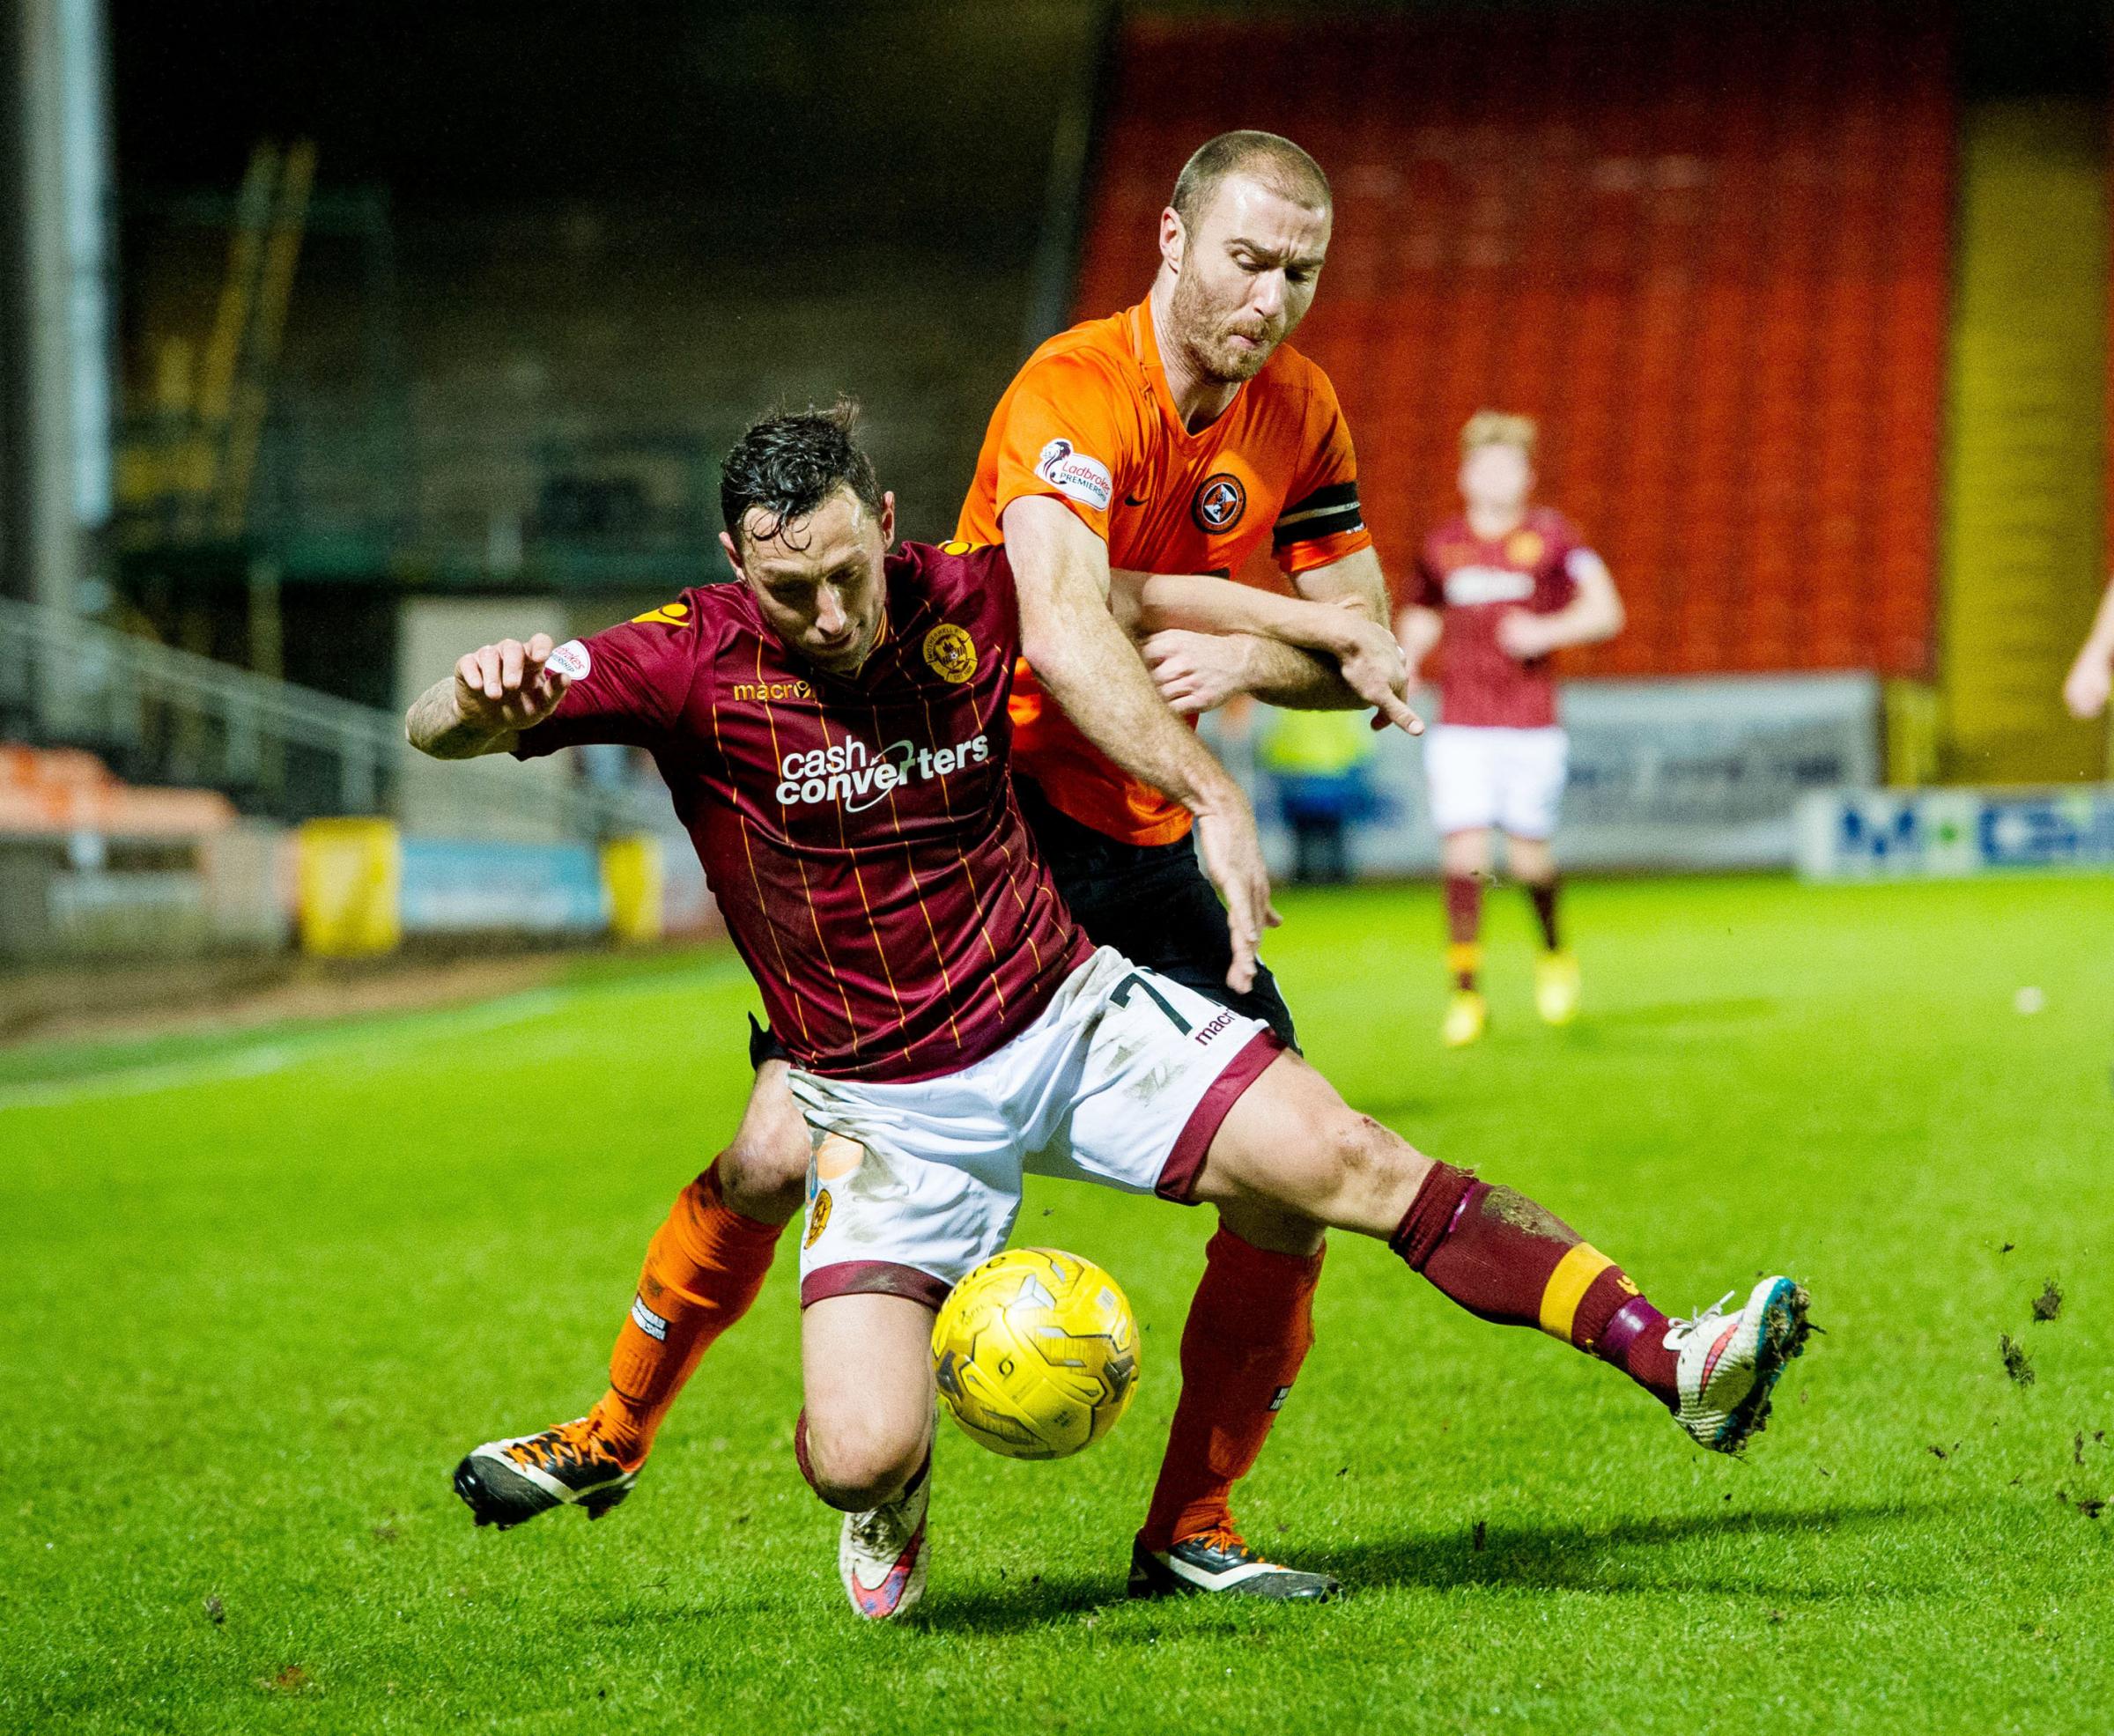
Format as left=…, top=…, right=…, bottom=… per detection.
left=452, top=132, right=1425, bottom=1603
left=1397, top=412, right=1624, bottom=1047
left=2062, top=574, right=2114, bottom=719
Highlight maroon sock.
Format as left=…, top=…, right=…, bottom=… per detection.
left=1391, top=1162, right=1676, bottom=1407
left=1526, top=877, right=1561, bottom=950
left=1444, top=875, right=1483, bottom=989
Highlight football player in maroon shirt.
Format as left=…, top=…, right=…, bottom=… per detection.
left=409, top=407, right=1807, bottom=1621
left=1398, top=413, right=1624, bottom=1046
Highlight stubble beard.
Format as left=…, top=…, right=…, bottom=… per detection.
left=1170, top=271, right=1275, bottom=385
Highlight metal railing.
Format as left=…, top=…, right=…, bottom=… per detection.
left=0, top=595, right=657, bottom=839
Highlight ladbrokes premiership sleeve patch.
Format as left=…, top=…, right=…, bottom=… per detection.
left=1034, top=439, right=1114, bottom=514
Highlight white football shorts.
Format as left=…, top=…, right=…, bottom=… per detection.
left=788, top=946, right=1282, bottom=1309
left=1423, top=723, right=1569, bottom=840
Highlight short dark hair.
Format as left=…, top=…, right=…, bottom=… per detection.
left=1171, top=130, right=1331, bottom=234
left=719, top=399, right=883, bottom=553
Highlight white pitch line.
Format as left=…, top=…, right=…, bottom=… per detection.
left=0, top=956, right=751, bottom=1117
left=0, top=1000, right=561, bottom=1115
left=0, top=1040, right=304, bottom=1113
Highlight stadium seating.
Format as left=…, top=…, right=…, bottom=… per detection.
left=0, top=744, right=237, bottom=838
left=1073, top=6, right=1953, bottom=678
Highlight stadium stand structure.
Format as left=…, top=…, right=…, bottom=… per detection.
left=0, top=595, right=654, bottom=839
left=1941, top=99, right=2108, bottom=783
left=1074, top=5, right=1953, bottom=681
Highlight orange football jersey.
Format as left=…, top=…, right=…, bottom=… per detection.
left=957, top=298, right=1371, bottom=846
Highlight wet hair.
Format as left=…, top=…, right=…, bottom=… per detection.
left=719, top=399, right=883, bottom=553
left=1171, top=130, right=1332, bottom=234
left=1460, top=409, right=1538, bottom=457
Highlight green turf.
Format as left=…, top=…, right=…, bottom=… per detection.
left=4, top=875, right=2111, bottom=1734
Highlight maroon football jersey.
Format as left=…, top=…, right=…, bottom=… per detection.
left=514, top=542, right=1091, bottom=1082
left=1410, top=508, right=1597, bottom=729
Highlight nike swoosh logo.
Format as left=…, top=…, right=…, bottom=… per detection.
left=1698, top=1320, right=1740, bottom=1386
left=850, top=1522, right=925, bottom=1617
left=1124, top=494, right=1149, bottom=506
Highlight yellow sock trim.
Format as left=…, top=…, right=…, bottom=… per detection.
left=1445, top=942, right=1482, bottom=978
left=1537, top=1242, right=1614, bottom=1342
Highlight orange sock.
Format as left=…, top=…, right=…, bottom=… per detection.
left=587, top=1161, right=785, bottom=1467
left=1139, top=1227, right=1325, bottom=1552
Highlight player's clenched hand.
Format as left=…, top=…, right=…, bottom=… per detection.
left=453, top=634, right=571, bottom=734
left=1496, top=609, right=1555, bottom=661
left=1324, top=607, right=1423, bottom=736
left=2063, top=648, right=2112, bottom=720
left=1142, top=630, right=1251, bottom=717
left=1190, top=791, right=1279, bottom=994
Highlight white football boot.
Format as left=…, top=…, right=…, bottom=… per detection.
left=1667, top=1275, right=1812, bottom=1453
left=839, top=1468, right=930, bottom=1621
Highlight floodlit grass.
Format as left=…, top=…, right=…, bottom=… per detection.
left=4, top=875, right=2110, bottom=1733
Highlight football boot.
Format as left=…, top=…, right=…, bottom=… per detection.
left=840, top=1466, right=930, bottom=1621
left=1128, top=1526, right=1339, bottom=1602
left=453, top=1416, right=638, bottom=1529
left=1534, top=949, right=1581, bottom=1025
left=1667, top=1276, right=1813, bottom=1453
left=1441, top=988, right=1488, bottom=1048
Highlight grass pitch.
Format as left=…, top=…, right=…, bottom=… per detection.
left=4, top=875, right=2111, bottom=1733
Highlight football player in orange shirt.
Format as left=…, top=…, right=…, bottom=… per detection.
left=452, top=131, right=1418, bottom=1603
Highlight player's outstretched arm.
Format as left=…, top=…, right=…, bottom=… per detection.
left=1004, top=496, right=1277, bottom=991
left=405, top=633, right=572, bottom=759
left=2063, top=576, right=2114, bottom=720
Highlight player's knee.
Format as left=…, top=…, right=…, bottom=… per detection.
left=1310, top=1110, right=1430, bottom=1231
left=719, top=1136, right=806, bottom=1223
left=721, top=1078, right=809, bottom=1222
left=803, top=1415, right=927, bottom=1511
left=1440, top=829, right=1490, bottom=876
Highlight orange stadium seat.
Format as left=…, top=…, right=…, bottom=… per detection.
left=1074, top=5, right=1953, bottom=680
left=0, top=743, right=236, bottom=839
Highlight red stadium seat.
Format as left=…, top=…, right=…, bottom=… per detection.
left=1072, top=7, right=1952, bottom=679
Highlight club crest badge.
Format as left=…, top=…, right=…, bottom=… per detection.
left=1192, top=472, right=1247, bottom=534
left=923, top=624, right=978, bottom=684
